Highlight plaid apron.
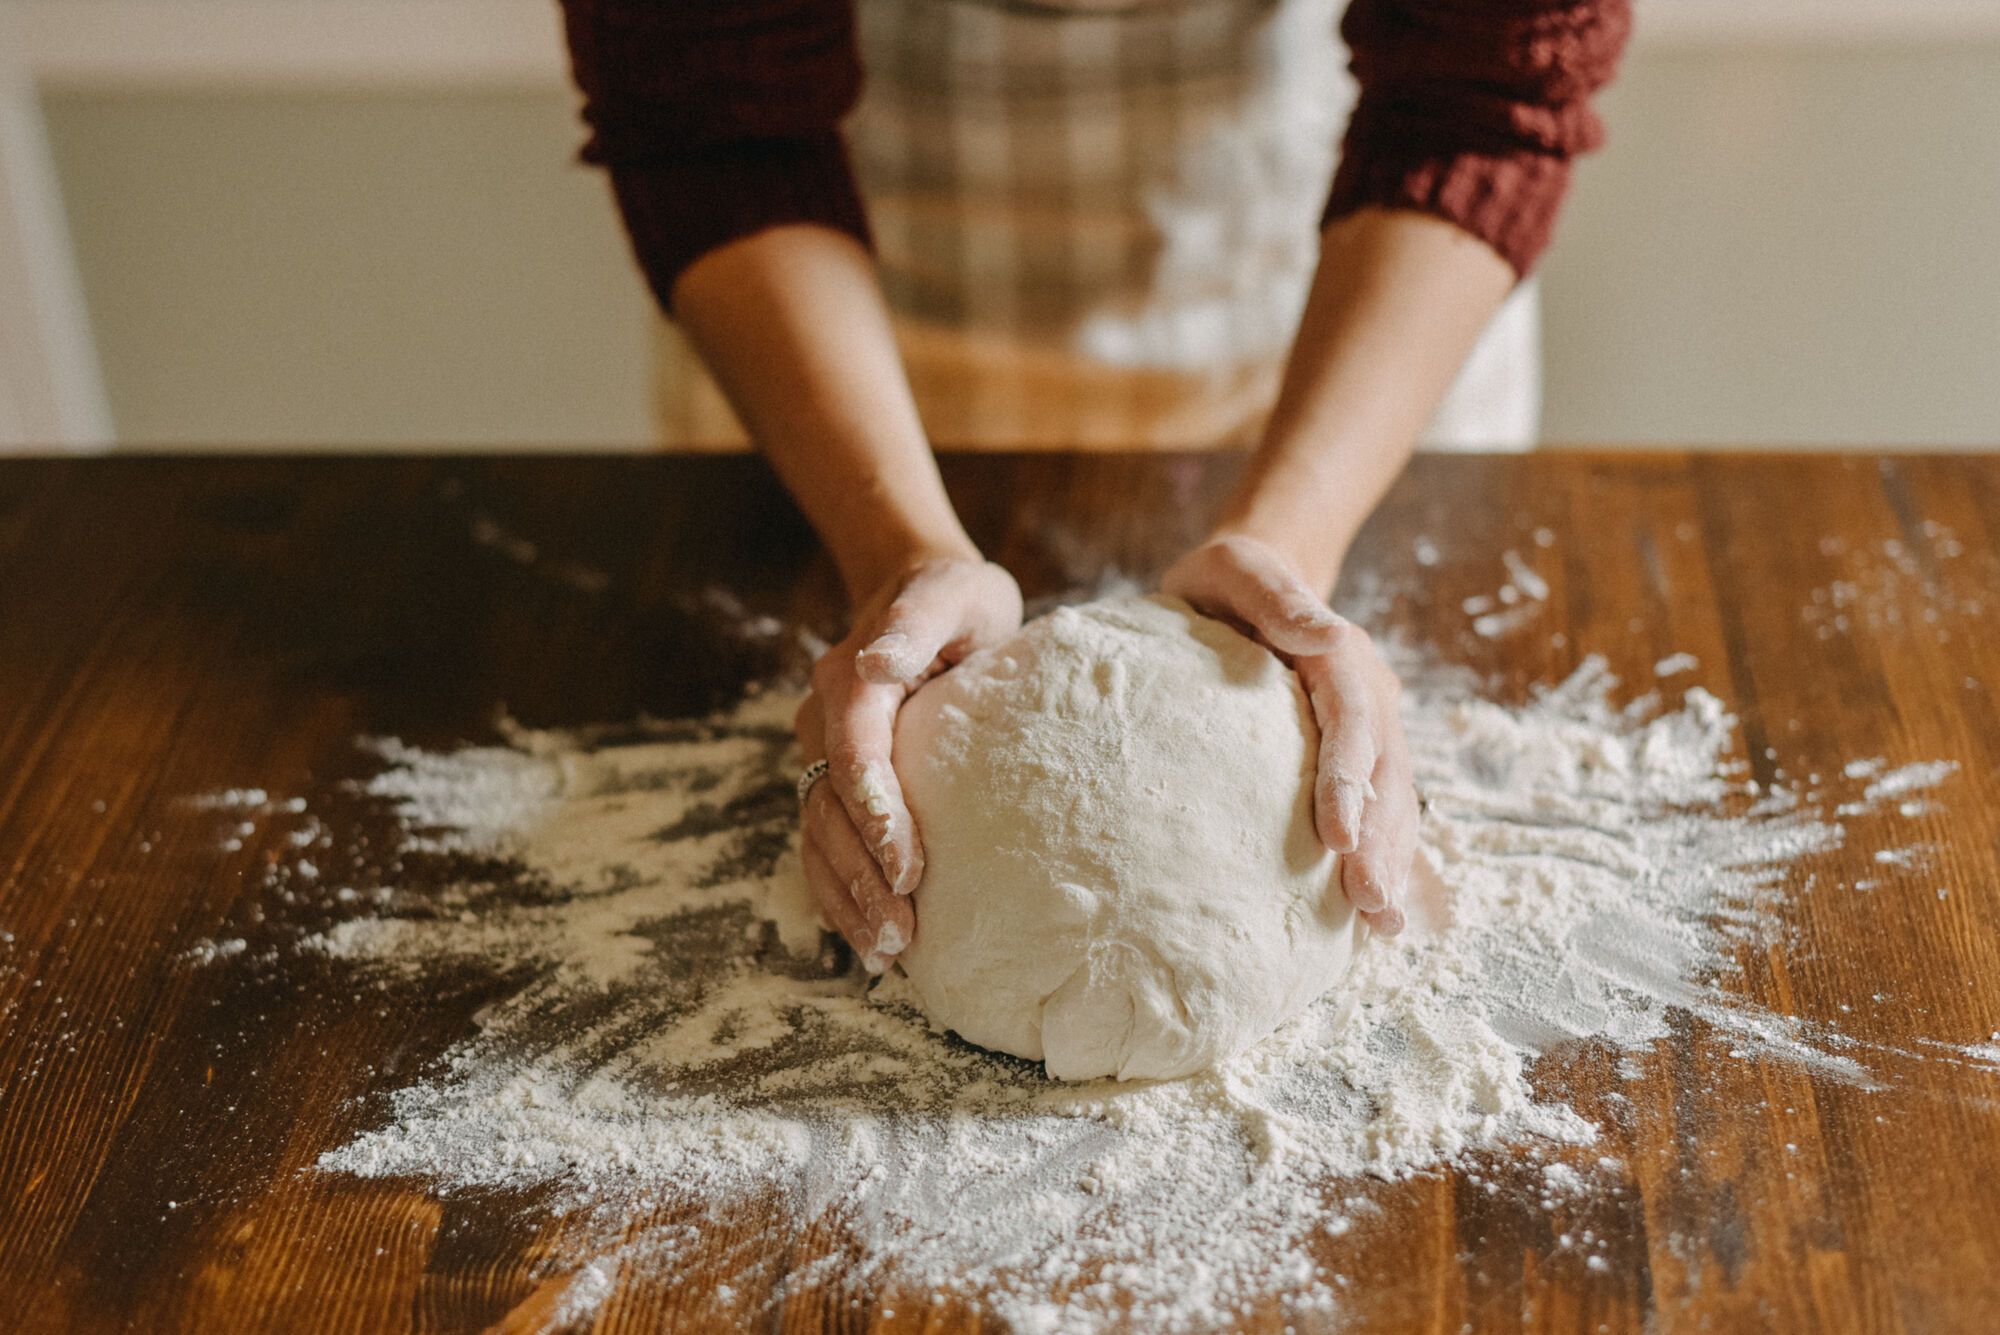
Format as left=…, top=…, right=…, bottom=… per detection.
left=653, top=0, right=1539, bottom=451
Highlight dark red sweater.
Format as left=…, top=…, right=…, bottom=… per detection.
left=558, top=0, right=1631, bottom=311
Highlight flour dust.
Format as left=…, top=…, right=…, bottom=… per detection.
left=191, top=578, right=1978, bottom=1333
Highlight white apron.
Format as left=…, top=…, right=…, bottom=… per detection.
left=653, top=0, right=1538, bottom=451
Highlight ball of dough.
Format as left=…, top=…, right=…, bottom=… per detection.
left=893, top=595, right=1364, bottom=1082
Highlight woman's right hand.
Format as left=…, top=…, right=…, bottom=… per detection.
left=795, top=555, right=1022, bottom=973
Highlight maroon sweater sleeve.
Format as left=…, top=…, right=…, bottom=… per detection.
left=558, top=0, right=871, bottom=310
left=1325, top=0, right=1632, bottom=277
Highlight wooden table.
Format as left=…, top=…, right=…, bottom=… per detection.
left=2, top=453, right=1997, bottom=1334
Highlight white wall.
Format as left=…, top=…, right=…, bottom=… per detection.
left=42, top=89, right=657, bottom=449
left=1540, top=44, right=2000, bottom=448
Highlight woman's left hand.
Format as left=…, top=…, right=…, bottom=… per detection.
left=1162, top=534, right=1415, bottom=934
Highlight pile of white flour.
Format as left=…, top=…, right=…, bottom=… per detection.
left=194, top=586, right=1981, bottom=1332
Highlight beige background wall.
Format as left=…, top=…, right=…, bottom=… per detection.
left=39, top=44, right=2000, bottom=450
left=1542, top=45, right=2000, bottom=448
left=44, top=89, right=658, bottom=449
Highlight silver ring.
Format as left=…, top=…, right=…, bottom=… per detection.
left=796, top=758, right=830, bottom=810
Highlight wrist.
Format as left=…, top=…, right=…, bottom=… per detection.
left=837, top=525, right=981, bottom=606
left=1211, top=496, right=1354, bottom=600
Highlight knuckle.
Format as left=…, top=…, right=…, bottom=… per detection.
left=1214, top=533, right=1260, bottom=564
left=873, top=602, right=917, bottom=639
left=1323, top=618, right=1363, bottom=652
left=826, top=741, right=871, bottom=782
left=806, top=783, right=843, bottom=825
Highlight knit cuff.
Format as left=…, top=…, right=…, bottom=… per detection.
left=608, top=131, right=873, bottom=312
left=1323, top=141, right=1573, bottom=279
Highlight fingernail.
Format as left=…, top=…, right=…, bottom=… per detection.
left=876, top=840, right=906, bottom=890
left=876, top=835, right=924, bottom=896
left=860, top=950, right=891, bottom=976
left=1373, top=904, right=1407, bottom=937
left=1349, top=880, right=1388, bottom=914
left=861, top=633, right=913, bottom=678
left=1335, top=782, right=1363, bottom=836
left=872, top=921, right=906, bottom=957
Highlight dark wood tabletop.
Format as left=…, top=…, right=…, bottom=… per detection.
left=1, top=452, right=1996, bottom=1334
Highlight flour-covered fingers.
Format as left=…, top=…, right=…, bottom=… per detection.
left=806, top=784, right=914, bottom=959
left=1168, top=537, right=1344, bottom=659
left=1341, top=711, right=1417, bottom=935
left=853, top=598, right=951, bottom=687
left=1297, top=652, right=1379, bottom=856
left=855, top=561, right=1022, bottom=687
left=802, top=838, right=895, bottom=973
left=821, top=679, right=924, bottom=895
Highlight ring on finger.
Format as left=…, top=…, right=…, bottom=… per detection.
left=796, top=758, right=830, bottom=810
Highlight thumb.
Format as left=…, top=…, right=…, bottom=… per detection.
left=855, top=565, right=1015, bottom=686
left=854, top=610, right=949, bottom=686
left=1172, top=539, right=1344, bottom=659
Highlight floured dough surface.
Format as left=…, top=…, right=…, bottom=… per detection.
left=894, top=595, right=1364, bottom=1081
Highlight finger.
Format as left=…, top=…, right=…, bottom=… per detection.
left=793, top=691, right=826, bottom=760
left=1361, top=902, right=1408, bottom=937
left=1172, top=539, right=1344, bottom=658
left=807, top=784, right=915, bottom=959
left=823, top=680, right=925, bottom=896
left=1340, top=715, right=1418, bottom=933
left=855, top=564, right=1018, bottom=687
left=1296, top=653, right=1379, bottom=855
left=803, top=837, right=893, bottom=973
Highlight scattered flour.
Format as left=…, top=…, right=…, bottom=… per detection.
left=170, top=593, right=1979, bottom=1332
left=181, top=937, right=247, bottom=966
left=1835, top=760, right=1962, bottom=817
left=249, top=640, right=1965, bottom=1332
left=1863, top=760, right=1961, bottom=803
left=460, top=498, right=610, bottom=595
left=1468, top=549, right=1552, bottom=638
left=1803, top=521, right=1990, bottom=643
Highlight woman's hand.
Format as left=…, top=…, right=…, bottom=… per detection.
left=1162, top=534, right=1414, bottom=935
left=795, top=556, right=1023, bottom=971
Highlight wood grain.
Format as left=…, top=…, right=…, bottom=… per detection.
left=0, top=453, right=1996, bottom=1334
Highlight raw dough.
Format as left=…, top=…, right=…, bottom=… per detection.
left=894, top=595, right=1365, bottom=1081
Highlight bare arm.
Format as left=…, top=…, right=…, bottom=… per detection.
left=561, top=0, right=1009, bottom=966
left=1215, top=206, right=1515, bottom=595
left=1170, top=0, right=1629, bottom=931
left=1238, top=0, right=1630, bottom=589
left=675, top=223, right=1021, bottom=971
left=1165, top=208, right=1514, bottom=936
left=673, top=223, right=976, bottom=599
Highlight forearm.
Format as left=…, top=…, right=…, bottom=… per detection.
left=672, top=225, right=976, bottom=602
left=1215, top=207, right=1515, bottom=596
